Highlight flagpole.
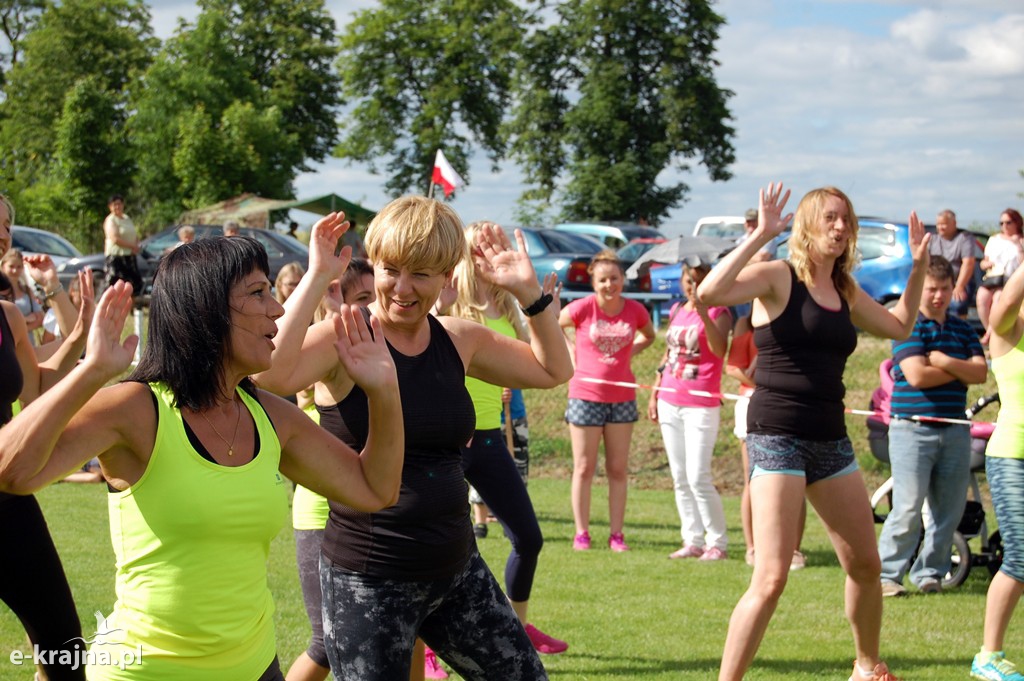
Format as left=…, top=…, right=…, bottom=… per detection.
left=427, top=182, right=435, bottom=199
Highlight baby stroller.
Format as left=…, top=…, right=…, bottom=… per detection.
left=866, top=359, right=1003, bottom=588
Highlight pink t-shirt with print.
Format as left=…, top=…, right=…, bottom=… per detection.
left=566, top=296, right=650, bottom=403
left=659, top=304, right=730, bottom=408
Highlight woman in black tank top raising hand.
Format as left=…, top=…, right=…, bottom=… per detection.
left=698, top=183, right=931, bottom=681
left=256, top=196, right=573, bottom=681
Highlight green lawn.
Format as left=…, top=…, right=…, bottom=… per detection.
left=0, top=331, right=1007, bottom=679
left=1, top=476, right=1011, bottom=680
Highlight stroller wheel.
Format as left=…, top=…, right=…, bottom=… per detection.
left=942, top=531, right=972, bottom=588
left=987, top=531, right=1003, bottom=577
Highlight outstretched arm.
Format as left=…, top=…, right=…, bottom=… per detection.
left=459, top=226, right=573, bottom=388
left=852, top=211, right=931, bottom=340
left=0, top=282, right=138, bottom=493
left=254, top=213, right=352, bottom=395
left=277, top=307, right=404, bottom=511
left=699, top=182, right=793, bottom=308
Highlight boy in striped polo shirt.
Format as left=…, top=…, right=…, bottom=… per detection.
left=878, top=255, right=988, bottom=597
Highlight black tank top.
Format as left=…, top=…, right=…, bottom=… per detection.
left=0, top=306, right=24, bottom=428
left=319, top=314, right=477, bottom=580
left=747, top=266, right=857, bottom=441
left=1, top=305, right=26, bottom=505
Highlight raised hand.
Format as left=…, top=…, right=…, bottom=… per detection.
left=308, top=212, right=353, bottom=281
left=542, top=272, right=563, bottom=318
left=473, top=224, right=540, bottom=302
left=907, top=210, right=931, bottom=267
left=758, top=182, right=793, bottom=240
left=332, top=305, right=398, bottom=396
left=22, top=253, right=61, bottom=291
left=84, top=281, right=138, bottom=379
left=64, top=268, right=97, bottom=345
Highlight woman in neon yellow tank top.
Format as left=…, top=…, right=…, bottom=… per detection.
left=970, top=247, right=1024, bottom=681
left=0, top=220, right=405, bottom=681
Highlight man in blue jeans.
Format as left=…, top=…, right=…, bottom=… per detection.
left=878, top=256, right=988, bottom=596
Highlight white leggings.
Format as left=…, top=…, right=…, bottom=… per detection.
left=657, top=401, right=727, bottom=550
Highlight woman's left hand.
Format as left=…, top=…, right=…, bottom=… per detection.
left=65, top=269, right=97, bottom=345
left=332, top=305, right=397, bottom=395
left=542, top=273, right=563, bottom=318
left=22, top=254, right=60, bottom=290
left=473, top=224, right=540, bottom=301
left=308, top=212, right=353, bottom=281
left=907, top=210, right=931, bottom=266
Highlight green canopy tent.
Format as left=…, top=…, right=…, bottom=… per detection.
left=178, top=193, right=377, bottom=233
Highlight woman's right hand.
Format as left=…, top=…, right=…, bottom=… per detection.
left=308, top=212, right=353, bottom=282
left=84, top=281, right=138, bottom=380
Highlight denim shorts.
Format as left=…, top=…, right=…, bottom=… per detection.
left=746, top=432, right=859, bottom=485
left=987, top=456, right=1024, bottom=583
left=565, top=398, right=638, bottom=426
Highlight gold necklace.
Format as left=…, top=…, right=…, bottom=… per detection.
left=198, top=399, right=242, bottom=457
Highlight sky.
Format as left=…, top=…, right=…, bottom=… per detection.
left=151, top=1, right=1024, bottom=237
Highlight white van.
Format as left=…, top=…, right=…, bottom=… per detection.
left=692, top=216, right=746, bottom=240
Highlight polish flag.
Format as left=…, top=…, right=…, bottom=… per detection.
left=432, top=150, right=465, bottom=197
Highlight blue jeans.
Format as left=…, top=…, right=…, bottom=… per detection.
left=878, top=420, right=971, bottom=586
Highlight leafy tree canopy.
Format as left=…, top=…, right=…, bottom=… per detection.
left=507, top=0, right=736, bottom=224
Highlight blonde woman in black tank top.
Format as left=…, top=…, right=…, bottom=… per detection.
left=699, top=183, right=931, bottom=681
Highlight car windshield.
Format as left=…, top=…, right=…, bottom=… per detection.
left=12, top=229, right=81, bottom=258
left=695, top=221, right=745, bottom=239
left=618, top=241, right=660, bottom=261
left=858, top=226, right=895, bottom=261
left=539, top=230, right=604, bottom=254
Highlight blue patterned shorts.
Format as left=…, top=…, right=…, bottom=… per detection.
left=565, top=398, right=638, bottom=426
left=746, top=433, right=859, bottom=485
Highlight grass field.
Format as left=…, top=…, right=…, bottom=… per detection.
left=0, top=331, right=1008, bottom=680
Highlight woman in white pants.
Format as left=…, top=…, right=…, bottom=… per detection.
left=648, top=262, right=730, bottom=560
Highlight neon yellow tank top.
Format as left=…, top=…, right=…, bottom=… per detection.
left=464, top=316, right=516, bottom=430
left=989, top=335, right=1024, bottom=460
left=88, top=383, right=289, bottom=680
left=292, top=403, right=329, bottom=530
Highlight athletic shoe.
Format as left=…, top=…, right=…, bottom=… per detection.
left=572, top=531, right=591, bottom=551
left=880, top=580, right=907, bottom=598
left=972, top=650, right=1024, bottom=680
left=525, top=623, right=568, bottom=655
left=849, top=660, right=899, bottom=680
left=473, top=523, right=488, bottom=539
left=424, top=646, right=449, bottom=679
left=669, top=545, right=704, bottom=559
left=608, top=532, right=630, bottom=552
left=790, top=550, right=806, bottom=570
left=699, top=546, right=727, bottom=561
left=917, top=577, right=942, bottom=594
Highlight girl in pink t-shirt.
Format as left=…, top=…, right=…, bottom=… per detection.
left=648, top=263, right=730, bottom=560
left=559, top=251, right=655, bottom=553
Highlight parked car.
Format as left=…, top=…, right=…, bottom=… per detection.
left=502, top=226, right=604, bottom=292
left=617, top=237, right=667, bottom=293
left=555, top=222, right=665, bottom=250
left=58, top=224, right=311, bottom=297
left=11, top=225, right=84, bottom=268
left=692, top=215, right=746, bottom=240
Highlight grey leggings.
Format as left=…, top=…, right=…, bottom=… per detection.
left=320, top=552, right=547, bottom=681
left=294, top=528, right=329, bottom=668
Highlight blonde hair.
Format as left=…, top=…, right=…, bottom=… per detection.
left=450, top=222, right=528, bottom=341
left=588, top=249, right=624, bottom=276
left=364, top=196, right=468, bottom=275
left=274, top=261, right=306, bottom=303
left=0, top=194, right=14, bottom=226
left=787, top=187, right=859, bottom=303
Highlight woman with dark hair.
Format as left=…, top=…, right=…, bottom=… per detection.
left=256, top=195, right=572, bottom=681
left=0, top=195, right=93, bottom=681
left=699, top=183, right=928, bottom=681
left=978, top=208, right=1024, bottom=343
left=0, top=224, right=405, bottom=681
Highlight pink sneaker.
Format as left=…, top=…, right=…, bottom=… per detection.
left=423, top=646, right=449, bottom=679
left=608, top=532, right=630, bottom=552
left=572, top=531, right=591, bottom=551
left=525, top=623, right=568, bottom=654
left=699, top=546, right=727, bottom=561
left=669, top=544, right=704, bottom=559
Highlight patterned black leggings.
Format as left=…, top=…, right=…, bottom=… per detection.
left=320, top=552, right=547, bottom=681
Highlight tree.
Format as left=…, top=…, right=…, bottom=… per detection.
left=334, top=0, right=528, bottom=196
left=132, top=0, right=339, bottom=226
left=0, top=0, right=46, bottom=82
left=506, top=0, right=736, bottom=224
left=0, top=0, right=155, bottom=230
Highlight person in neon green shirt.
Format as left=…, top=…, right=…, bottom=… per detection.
left=0, top=217, right=404, bottom=681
